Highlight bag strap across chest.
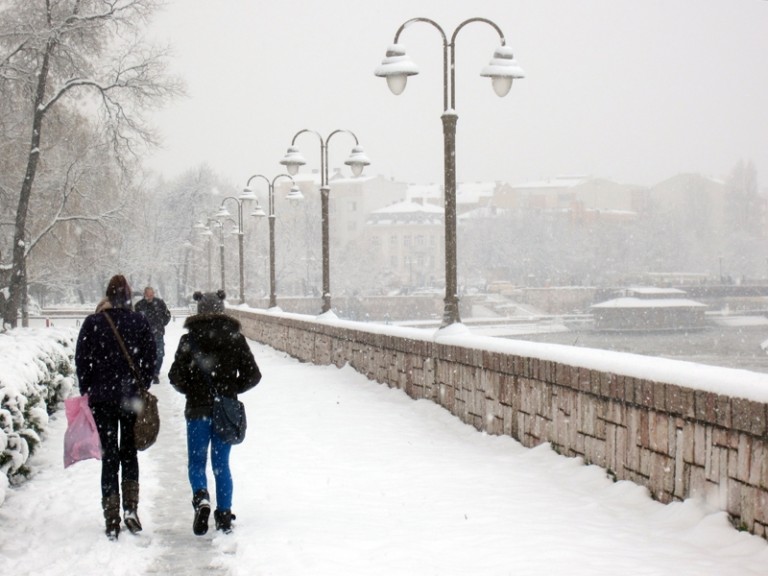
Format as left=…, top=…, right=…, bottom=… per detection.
left=103, top=312, right=144, bottom=385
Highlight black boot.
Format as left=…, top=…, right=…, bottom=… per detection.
left=122, top=480, right=142, bottom=534
left=192, top=489, right=211, bottom=535
left=102, top=494, right=121, bottom=540
left=214, top=509, right=235, bottom=534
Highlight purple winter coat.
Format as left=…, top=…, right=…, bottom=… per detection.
left=75, top=308, right=157, bottom=405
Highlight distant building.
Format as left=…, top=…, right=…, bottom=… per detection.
left=591, top=287, right=707, bottom=332
left=365, top=200, right=444, bottom=289
left=492, top=176, right=642, bottom=213
left=277, top=171, right=407, bottom=253
left=405, top=180, right=500, bottom=214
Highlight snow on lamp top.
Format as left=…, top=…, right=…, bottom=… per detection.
left=344, top=145, right=371, bottom=177
left=279, top=146, right=307, bottom=176
left=479, top=45, right=525, bottom=97
left=374, top=44, right=420, bottom=95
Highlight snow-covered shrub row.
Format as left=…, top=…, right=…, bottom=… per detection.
left=0, top=327, right=77, bottom=505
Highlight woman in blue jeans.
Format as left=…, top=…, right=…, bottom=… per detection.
left=169, top=290, right=261, bottom=534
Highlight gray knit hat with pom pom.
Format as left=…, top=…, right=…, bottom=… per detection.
left=193, top=290, right=226, bottom=314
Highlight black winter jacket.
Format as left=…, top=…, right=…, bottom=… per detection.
left=75, top=308, right=157, bottom=405
left=168, top=314, right=261, bottom=419
left=135, top=297, right=171, bottom=336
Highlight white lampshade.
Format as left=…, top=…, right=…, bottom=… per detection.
left=250, top=201, right=266, bottom=218
left=479, top=45, right=525, bottom=97
left=344, top=145, right=371, bottom=177
left=286, top=185, right=304, bottom=202
left=239, top=187, right=257, bottom=201
left=279, top=146, right=307, bottom=176
left=374, top=44, right=419, bottom=96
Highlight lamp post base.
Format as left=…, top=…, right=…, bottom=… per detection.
left=441, top=297, right=461, bottom=327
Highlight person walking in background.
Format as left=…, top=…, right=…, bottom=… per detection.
left=75, top=275, right=157, bottom=540
left=135, top=286, right=171, bottom=383
left=169, top=290, right=261, bottom=535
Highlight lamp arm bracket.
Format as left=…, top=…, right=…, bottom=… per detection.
left=450, top=17, right=506, bottom=46
left=394, top=17, right=447, bottom=45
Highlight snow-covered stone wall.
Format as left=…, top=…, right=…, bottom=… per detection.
left=230, top=307, right=768, bottom=539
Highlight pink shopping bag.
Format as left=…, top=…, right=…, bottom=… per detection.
left=63, top=395, right=102, bottom=468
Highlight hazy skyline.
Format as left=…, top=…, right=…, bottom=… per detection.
left=145, top=0, right=768, bottom=190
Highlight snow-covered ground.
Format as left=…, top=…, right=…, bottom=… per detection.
left=1, top=321, right=768, bottom=575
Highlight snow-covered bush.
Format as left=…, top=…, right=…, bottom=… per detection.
left=0, top=327, right=76, bottom=505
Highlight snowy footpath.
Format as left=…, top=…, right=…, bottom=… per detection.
left=2, top=323, right=768, bottom=575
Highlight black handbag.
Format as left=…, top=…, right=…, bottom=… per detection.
left=212, top=395, right=247, bottom=445
left=103, top=312, right=160, bottom=451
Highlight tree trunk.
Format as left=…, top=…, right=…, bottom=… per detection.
left=4, top=40, right=53, bottom=327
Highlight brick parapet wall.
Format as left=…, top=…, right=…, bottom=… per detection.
left=228, top=308, right=768, bottom=538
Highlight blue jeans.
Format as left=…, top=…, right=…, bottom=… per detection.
left=186, top=417, right=233, bottom=510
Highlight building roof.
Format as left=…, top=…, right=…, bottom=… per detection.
left=510, top=176, right=589, bottom=190
left=367, top=200, right=443, bottom=225
left=626, top=287, right=687, bottom=296
left=405, top=181, right=497, bottom=205
left=591, top=297, right=707, bottom=309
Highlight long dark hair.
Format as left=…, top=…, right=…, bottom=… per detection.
left=106, top=275, right=133, bottom=310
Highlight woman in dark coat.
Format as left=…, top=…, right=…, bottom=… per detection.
left=75, top=275, right=156, bottom=540
left=169, top=290, right=261, bottom=535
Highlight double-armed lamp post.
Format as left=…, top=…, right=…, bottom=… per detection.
left=280, top=129, right=370, bottom=314
left=213, top=189, right=259, bottom=304
left=193, top=188, right=257, bottom=303
left=193, top=218, right=217, bottom=291
left=243, top=174, right=303, bottom=308
left=375, top=17, right=524, bottom=327
left=194, top=218, right=227, bottom=292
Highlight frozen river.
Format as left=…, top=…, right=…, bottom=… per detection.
left=509, top=320, right=768, bottom=374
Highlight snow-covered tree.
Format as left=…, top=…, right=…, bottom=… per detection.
left=0, top=0, right=181, bottom=326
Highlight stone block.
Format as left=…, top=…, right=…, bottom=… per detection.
left=498, top=375, right=515, bottom=407
left=639, top=448, right=652, bottom=477
left=636, top=380, right=655, bottom=409
left=585, top=435, right=607, bottom=468
left=599, top=372, right=612, bottom=398
left=756, top=491, right=768, bottom=524
left=438, top=383, right=455, bottom=413
left=650, top=413, right=670, bottom=454
left=589, top=370, right=602, bottom=396
left=731, top=398, right=767, bottom=437
left=726, top=478, right=743, bottom=517
left=688, top=465, right=707, bottom=498
left=749, top=440, right=765, bottom=486
left=575, top=367, right=591, bottom=393
left=652, top=382, right=667, bottom=412
left=615, top=424, right=628, bottom=477
left=735, top=435, right=753, bottom=483
left=739, top=485, right=756, bottom=531
left=692, top=423, right=707, bottom=467
left=608, top=374, right=627, bottom=405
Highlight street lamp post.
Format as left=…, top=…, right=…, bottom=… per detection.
left=375, top=17, right=524, bottom=327
left=243, top=173, right=303, bottom=308
left=214, top=190, right=257, bottom=304
left=193, top=218, right=219, bottom=291
left=280, top=130, right=371, bottom=314
left=195, top=217, right=234, bottom=293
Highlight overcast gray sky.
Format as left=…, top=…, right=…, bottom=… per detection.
left=145, top=0, right=768, bottom=190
